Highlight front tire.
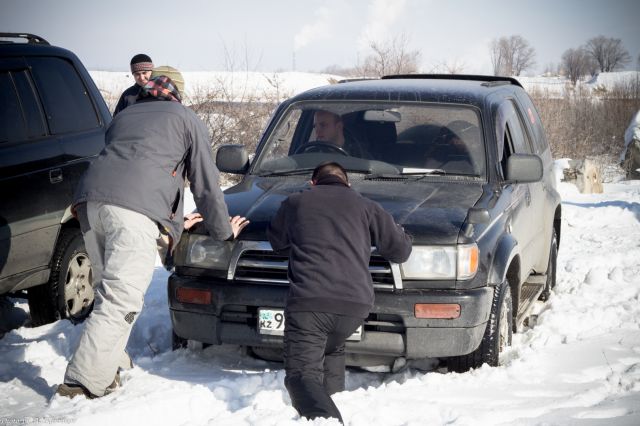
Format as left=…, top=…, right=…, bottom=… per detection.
left=447, top=280, right=513, bottom=372
left=28, top=228, right=94, bottom=326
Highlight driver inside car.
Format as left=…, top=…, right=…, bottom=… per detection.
left=308, top=110, right=370, bottom=158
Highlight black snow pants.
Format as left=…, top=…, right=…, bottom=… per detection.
left=283, top=310, right=363, bottom=424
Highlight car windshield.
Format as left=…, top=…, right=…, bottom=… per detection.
left=252, top=101, right=485, bottom=178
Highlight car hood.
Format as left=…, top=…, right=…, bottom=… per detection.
left=218, top=176, right=484, bottom=245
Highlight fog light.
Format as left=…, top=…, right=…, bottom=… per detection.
left=414, top=303, right=460, bottom=319
left=176, top=287, right=212, bottom=305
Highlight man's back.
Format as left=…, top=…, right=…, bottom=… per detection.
left=269, top=173, right=411, bottom=318
left=75, top=97, right=232, bottom=244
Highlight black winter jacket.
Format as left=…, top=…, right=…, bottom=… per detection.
left=267, top=177, right=412, bottom=318
left=113, top=84, right=141, bottom=116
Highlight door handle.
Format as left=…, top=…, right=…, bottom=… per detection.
left=49, top=168, right=63, bottom=184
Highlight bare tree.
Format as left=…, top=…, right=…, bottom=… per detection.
left=356, top=34, right=421, bottom=77
left=585, top=35, right=631, bottom=72
left=561, top=47, right=591, bottom=86
left=489, top=35, right=536, bottom=76
left=428, top=59, right=466, bottom=74
left=490, top=37, right=507, bottom=76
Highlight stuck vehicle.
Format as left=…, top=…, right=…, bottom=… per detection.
left=168, top=74, right=561, bottom=371
left=0, top=33, right=111, bottom=325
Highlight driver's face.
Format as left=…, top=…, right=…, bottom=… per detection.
left=313, top=111, right=343, bottom=146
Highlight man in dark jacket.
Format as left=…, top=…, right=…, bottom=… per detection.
left=268, top=162, right=412, bottom=423
left=112, top=53, right=154, bottom=116
left=56, top=72, right=249, bottom=399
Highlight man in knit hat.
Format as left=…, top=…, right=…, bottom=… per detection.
left=113, top=53, right=154, bottom=116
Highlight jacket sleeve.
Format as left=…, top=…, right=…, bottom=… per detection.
left=267, top=199, right=290, bottom=252
left=112, top=92, right=126, bottom=117
left=185, top=111, right=233, bottom=241
left=370, top=202, right=412, bottom=264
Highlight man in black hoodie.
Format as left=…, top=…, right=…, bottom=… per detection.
left=268, top=162, right=412, bottom=423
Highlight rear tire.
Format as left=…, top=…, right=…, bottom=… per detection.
left=538, top=229, right=558, bottom=302
left=28, top=228, right=94, bottom=326
left=447, top=280, right=513, bottom=372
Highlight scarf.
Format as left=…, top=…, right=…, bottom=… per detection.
left=138, top=76, right=182, bottom=103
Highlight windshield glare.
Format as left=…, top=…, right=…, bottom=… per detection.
left=253, top=102, right=485, bottom=178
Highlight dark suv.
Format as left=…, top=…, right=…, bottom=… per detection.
left=0, top=33, right=111, bottom=325
left=169, top=75, right=562, bottom=371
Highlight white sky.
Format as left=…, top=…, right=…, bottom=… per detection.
left=2, top=0, right=639, bottom=75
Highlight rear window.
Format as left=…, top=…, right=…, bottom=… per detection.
left=28, top=56, right=100, bottom=135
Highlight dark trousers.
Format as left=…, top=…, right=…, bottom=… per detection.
left=283, top=311, right=363, bottom=423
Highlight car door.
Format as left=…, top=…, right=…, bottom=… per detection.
left=494, top=99, right=540, bottom=279
left=0, top=59, right=61, bottom=292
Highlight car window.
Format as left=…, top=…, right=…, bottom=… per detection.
left=253, top=102, right=485, bottom=178
left=13, top=70, right=47, bottom=140
left=0, top=71, right=27, bottom=144
left=28, top=57, right=100, bottom=135
left=505, top=100, right=532, bottom=154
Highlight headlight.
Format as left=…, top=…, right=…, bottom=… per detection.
left=400, top=243, right=478, bottom=280
left=184, top=235, right=233, bottom=269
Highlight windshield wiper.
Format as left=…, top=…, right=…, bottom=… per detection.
left=364, top=169, right=446, bottom=180
left=259, top=167, right=372, bottom=178
left=258, top=168, right=315, bottom=177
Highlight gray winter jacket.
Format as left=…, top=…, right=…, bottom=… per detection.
left=74, top=98, right=232, bottom=248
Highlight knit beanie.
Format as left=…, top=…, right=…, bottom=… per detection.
left=130, top=54, right=154, bottom=73
left=151, top=66, right=185, bottom=94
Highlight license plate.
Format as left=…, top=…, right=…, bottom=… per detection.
left=258, top=308, right=363, bottom=341
left=258, top=308, right=286, bottom=335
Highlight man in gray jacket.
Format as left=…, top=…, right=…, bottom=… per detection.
left=56, top=73, right=248, bottom=399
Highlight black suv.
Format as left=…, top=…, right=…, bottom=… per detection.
left=0, top=33, right=111, bottom=325
left=169, top=75, right=562, bottom=371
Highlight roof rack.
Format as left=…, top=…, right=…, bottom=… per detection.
left=337, top=77, right=377, bottom=84
left=0, top=33, right=50, bottom=45
left=381, top=74, right=523, bottom=89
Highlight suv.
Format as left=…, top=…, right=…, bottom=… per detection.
left=0, top=33, right=111, bottom=325
left=169, top=75, right=561, bottom=371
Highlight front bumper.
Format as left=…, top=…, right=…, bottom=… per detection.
left=168, top=273, right=494, bottom=360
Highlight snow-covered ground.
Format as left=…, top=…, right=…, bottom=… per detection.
left=1, top=165, right=639, bottom=425
left=516, top=71, right=640, bottom=98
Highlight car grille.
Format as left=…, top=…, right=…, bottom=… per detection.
left=232, top=249, right=397, bottom=289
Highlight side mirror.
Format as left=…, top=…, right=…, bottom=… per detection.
left=506, top=154, right=543, bottom=183
left=216, top=145, right=249, bottom=174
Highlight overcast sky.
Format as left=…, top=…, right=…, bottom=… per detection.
left=2, top=0, right=639, bottom=75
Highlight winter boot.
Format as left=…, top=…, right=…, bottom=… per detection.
left=55, top=383, right=97, bottom=399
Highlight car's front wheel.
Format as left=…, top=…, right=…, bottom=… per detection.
left=447, top=280, right=513, bottom=372
left=28, top=228, right=95, bottom=326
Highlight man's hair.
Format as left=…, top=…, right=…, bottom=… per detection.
left=312, top=162, right=348, bottom=184
left=315, top=110, right=343, bottom=124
